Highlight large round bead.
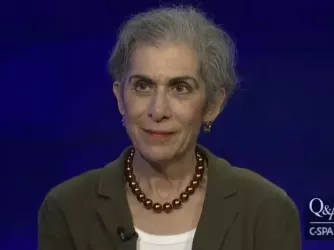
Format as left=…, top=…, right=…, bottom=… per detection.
left=196, top=165, right=205, bottom=174
left=144, top=199, right=153, bottom=209
left=132, top=186, right=141, bottom=195
left=136, top=193, right=145, bottom=202
left=180, top=192, right=189, bottom=202
left=172, top=199, right=182, bottom=209
left=191, top=180, right=199, bottom=188
left=186, top=186, right=195, bottom=195
left=153, top=203, right=163, bottom=213
left=124, top=166, right=132, bottom=175
left=163, top=203, right=173, bottom=213
left=194, top=172, right=203, bottom=180
left=128, top=181, right=137, bottom=189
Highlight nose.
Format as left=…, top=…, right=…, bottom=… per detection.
left=148, top=88, right=171, bottom=122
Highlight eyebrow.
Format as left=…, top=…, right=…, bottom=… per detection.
left=128, top=74, right=200, bottom=88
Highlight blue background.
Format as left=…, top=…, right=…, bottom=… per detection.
left=1, top=0, right=333, bottom=249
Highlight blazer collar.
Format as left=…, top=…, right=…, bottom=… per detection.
left=192, top=145, right=238, bottom=250
left=96, top=147, right=136, bottom=250
left=96, top=145, right=238, bottom=250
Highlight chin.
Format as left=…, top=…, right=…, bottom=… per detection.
left=136, top=143, right=177, bottom=163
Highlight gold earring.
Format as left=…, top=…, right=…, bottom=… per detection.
left=203, top=121, right=212, bottom=132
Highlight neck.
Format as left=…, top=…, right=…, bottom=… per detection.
left=132, top=148, right=197, bottom=193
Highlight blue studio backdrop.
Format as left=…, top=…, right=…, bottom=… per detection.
left=1, top=0, right=333, bottom=249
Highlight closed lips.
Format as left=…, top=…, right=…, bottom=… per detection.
left=143, top=129, right=175, bottom=135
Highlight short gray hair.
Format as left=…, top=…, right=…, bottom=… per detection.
left=108, top=5, right=239, bottom=103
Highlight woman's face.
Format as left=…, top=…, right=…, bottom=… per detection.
left=114, top=43, right=224, bottom=162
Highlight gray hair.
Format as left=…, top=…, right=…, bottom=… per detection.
left=108, top=5, right=239, bottom=104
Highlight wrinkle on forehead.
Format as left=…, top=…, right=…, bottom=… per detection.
left=127, top=44, right=199, bottom=80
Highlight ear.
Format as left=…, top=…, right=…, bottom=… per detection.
left=113, top=81, right=125, bottom=115
left=203, top=88, right=226, bottom=123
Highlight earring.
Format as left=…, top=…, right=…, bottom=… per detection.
left=121, top=116, right=125, bottom=126
left=203, top=121, right=212, bottom=132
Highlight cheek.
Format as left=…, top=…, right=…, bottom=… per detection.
left=173, top=100, right=205, bottom=128
left=124, top=91, right=144, bottom=114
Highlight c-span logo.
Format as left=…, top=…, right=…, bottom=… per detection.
left=305, top=197, right=334, bottom=240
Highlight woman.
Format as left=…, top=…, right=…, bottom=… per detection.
left=38, top=5, right=301, bottom=250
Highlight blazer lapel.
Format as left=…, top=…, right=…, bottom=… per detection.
left=93, top=148, right=137, bottom=250
left=192, top=146, right=239, bottom=250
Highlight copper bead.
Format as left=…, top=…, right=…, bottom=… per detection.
left=137, top=193, right=145, bottom=202
left=128, top=181, right=137, bottom=189
left=186, top=186, right=195, bottom=195
left=132, top=186, right=141, bottom=195
left=196, top=165, right=205, bottom=174
left=153, top=203, right=163, bottom=213
left=144, top=199, right=153, bottom=209
left=163, top=203, right=173, bottom=213
left=172, top=199, right=182, bottom=209
left=124, top=166, right=132, bottom=175
left=194, top=173, right=203, bottom=181
left=191, top=180, right=199, bottom=188
left=126, top=174, right=135, bottom=182
left=180, top=192, right=189, bottom=202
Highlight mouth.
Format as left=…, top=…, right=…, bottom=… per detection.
left=142, top=129, right=175, bottom=139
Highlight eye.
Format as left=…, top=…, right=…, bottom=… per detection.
left=172, top=83, right=191, bottom=94
left=134, top=81, right=151, bottom=92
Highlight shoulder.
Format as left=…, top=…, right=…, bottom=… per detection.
left=235, top=165, right=297, bottom=210
left=46, top=168, right=101, bottom=201
left=214, top=157, right=298, bottom=215
left=233, top=165, right=287, bottom=198
left=41, top=159, right=117, bottom=211
left=199, top=145, right=294, bottom=208
left=42, top=146, right=131, bottom=207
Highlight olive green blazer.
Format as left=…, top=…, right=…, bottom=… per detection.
left=38, top=145, right=301, bottom=250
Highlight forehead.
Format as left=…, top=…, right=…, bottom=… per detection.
left=127, top=43, right=199, bottom=81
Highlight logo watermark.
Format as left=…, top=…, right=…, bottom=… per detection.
left=305, top=197, right=334, bottom=240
